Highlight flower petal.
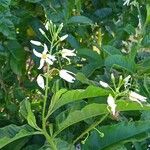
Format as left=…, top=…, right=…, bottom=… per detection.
left=129, top=91, right=147, bottom=102
left=99, top=81, right=109, bottom=88
left=43, top=44, right=48, bottom=54
left=46, top=58, right=53, bottom=65
left=30, top=40, right=42, bottom=46
left=107, top=94, right=116, bottom=116
left=60, top=34, right=68, bottom=41
left=39, top=28, right=45, bottom=35
left=59, top=69, right=75, bottom=83
left=47, top=54, right=56, bottom=61
left=33, top=49, right=42, bottom=58
left=38, top=59, right=45, bottom=69
left=37, top=75, right=45, bottom=89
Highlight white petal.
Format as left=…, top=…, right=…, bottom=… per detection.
left=39, top=28, right=45, bottom=35
left=59, top=69, right=75, bottom=83
left=43, top=44, right=48, bottom=54
left=60, top=34, right=68, bottom=41
left=30, top=40, right=42, bottom=46
left=99, top=81, right=109, bottom=88
left=38, top=59, right=45, bottom=69
left=33, top=49, right=42, bottom=58
left=61, top=49, right=76, bottom=57
left=129, top=91, right=147, bottom=102
left=45, top=22, right=49, bottom=30
left=124, top=75, right=131, bottom=83
left=107, top=94, right=116, bottom=116
left=46, top=58, right=53, bottom=65
left=37, top=75, right=45, bottom=89
left=47, top=54, right=56, bottom=61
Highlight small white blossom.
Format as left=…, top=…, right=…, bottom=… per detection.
left=37, top=75, right=45, bottom=89
left=124, top=75, right=131, bottom=88
left=45, top=22, right=49, bottom=30
left=61, top=48, right=76, bottom=62
left=30, top=40, right=42, bottom=46
left=99, top=81, right=109, bottom=88
left=39, top=28, right=45, bottom=35
left=123, top=0, right=131, bottom=6
left=60, top=34, right=68, bottom=41
left=33, top=44, right=56, bottom=69
left=59, top=69, right=75, bottom=83
left=129, top=91, right=147, bottom=107
left=107, top=94, right=116, bottom=116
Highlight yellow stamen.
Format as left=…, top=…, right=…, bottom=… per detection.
left=42, top=54, right=47, bottom=59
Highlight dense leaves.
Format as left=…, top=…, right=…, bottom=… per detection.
left=0, top=0, right=150, bottom=149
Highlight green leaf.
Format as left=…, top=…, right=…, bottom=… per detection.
left=141, top=33, right=150, bottom=48
left=105, top=54, right=136, bottom=73
left=0, top=124, right=41, bottom=149
left=102, top=45, right=122, bottom=55
left=20, top=99, right=40, bottom=130
left=83, top=120, right=150, bottom=150
left=76, top=72, right=96, bottom=85
left=94, top=8, right=112, bottom=20
left=51, top=86, right=110, bottom=113
left=54, top=100, right=150, bottom=136
left=7, top=40, right=25, bottom=75
left=124, top=24, right=135, bottom=35
left=68, top=16, right=93, bottom=25
left=24, top=0, right=42, bottom=3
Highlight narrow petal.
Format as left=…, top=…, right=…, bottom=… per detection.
left=33, top=49, right=42, bottom=58
left=99, top=81, right=109, bottom=88
left=38, top=59, right=45, bottom=69
left=39, top=28, right=45, bottom=35
left=46, top=58, right=53, bottom=65
left=59, top=69, right=75, bottom=83
left=107, top=94, right=116, bottom=116
left=30, top=40, right=42, bottom=46
left=60, top=34, right=68, bottom=41
left=47, top=54, right=56, bottom=61
left=43, top=44, right=48, bottom=54
left=37, top=75, right=45, bottom=89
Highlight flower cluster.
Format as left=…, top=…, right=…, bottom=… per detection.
left=30, top=21, right=76, bottom=89
left=99, top=74, right=147, bottom=116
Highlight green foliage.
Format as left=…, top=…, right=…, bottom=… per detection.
left=0, top=0, right=150, bottom=149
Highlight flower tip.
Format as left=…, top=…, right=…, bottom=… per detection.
left=30, top=40, right=42, bottom=46
left=39, top=28, right=45, bottom=35
left=37, top=75, right=45, bottom=89
left=99, top=81, right=109, bottom=88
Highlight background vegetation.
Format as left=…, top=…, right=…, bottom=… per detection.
left=0, top=0, right=150, bottom=149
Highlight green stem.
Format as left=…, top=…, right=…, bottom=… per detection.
left=73, top=113, right=108, bottom=144
left=42, top=127, right=57, bottom=150
left=42, top=65, right=50, bottom=128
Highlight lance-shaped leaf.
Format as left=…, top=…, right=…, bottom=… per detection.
left=54, top=100, right=150, bottom=137
left=0, top=124, right=41, bottom=149
left=51, top=86, right=110, bottom=114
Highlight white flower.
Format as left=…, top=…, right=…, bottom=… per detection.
left=61, top=48, right=76, bottom=62
left=59, top=69, right=75, bottom=83
left=37, top=75, right=45, bottom=89
left=33, top=44, right=56, bottom=69
left=60, top=34, right=68, bottom=41
left=99, top=81, right=109, bottom=88
left=129, top=91, right=147, bottom=107
left=123, top=0, right=131, bottom=6
left=30, top=40, right=42, bottom=46
left=124, top=75, right=131, bottom=88
left=45, top=22, right=49, bottom=30
left=107, top=94, right=116, bottom=116
left=39, top=28, right=45, bottom=35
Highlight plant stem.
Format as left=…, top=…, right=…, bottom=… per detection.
left=42, top=65, right=50, bottom=127
left=73, top=113, right=108, bottom=144
left=42, top=127, right=57, bottom=150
